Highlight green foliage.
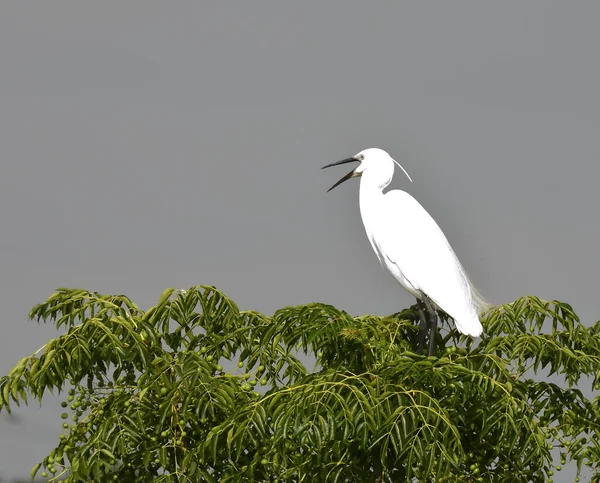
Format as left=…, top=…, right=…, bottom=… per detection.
left=1, top=287, right=600, bottom=482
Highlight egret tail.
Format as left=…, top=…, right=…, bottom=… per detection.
left=452, top=313, right=483, bottom=338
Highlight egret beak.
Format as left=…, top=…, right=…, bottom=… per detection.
left=322, top=157, right=359, bottom=192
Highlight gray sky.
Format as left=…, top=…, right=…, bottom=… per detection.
left=1, top=2, right=600, bottom=479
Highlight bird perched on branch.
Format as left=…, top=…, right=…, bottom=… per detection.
left=323, top=148, right=487, bottom=355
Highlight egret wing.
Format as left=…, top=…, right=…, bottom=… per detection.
left=378, top=190, right=481, bottom=334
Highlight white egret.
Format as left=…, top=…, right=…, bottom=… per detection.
left=323, top=148, right=487, bottom=356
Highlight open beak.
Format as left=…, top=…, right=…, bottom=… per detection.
left=321, top=157, right=359, bottom=192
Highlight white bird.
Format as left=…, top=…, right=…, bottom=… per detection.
left=323, top=148, right=487, bottom=355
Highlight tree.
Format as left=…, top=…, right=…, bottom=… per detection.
left=1, top=286, right=600, bottom=482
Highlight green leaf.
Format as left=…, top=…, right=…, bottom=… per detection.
left=30, top=462, right=41, bottom=480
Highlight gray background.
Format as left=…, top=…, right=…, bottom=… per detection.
left=1, top=2, right=599, bottom=480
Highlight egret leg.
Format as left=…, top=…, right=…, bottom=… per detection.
left=421, top=295, right=438, bottom=356
left=416, top=298, right=428, bottom=355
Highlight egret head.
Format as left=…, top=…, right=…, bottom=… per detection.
left=322, top=148, right=412, bottom=192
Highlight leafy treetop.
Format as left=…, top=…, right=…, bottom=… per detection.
left=1, top=286, right=600, bottom=482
